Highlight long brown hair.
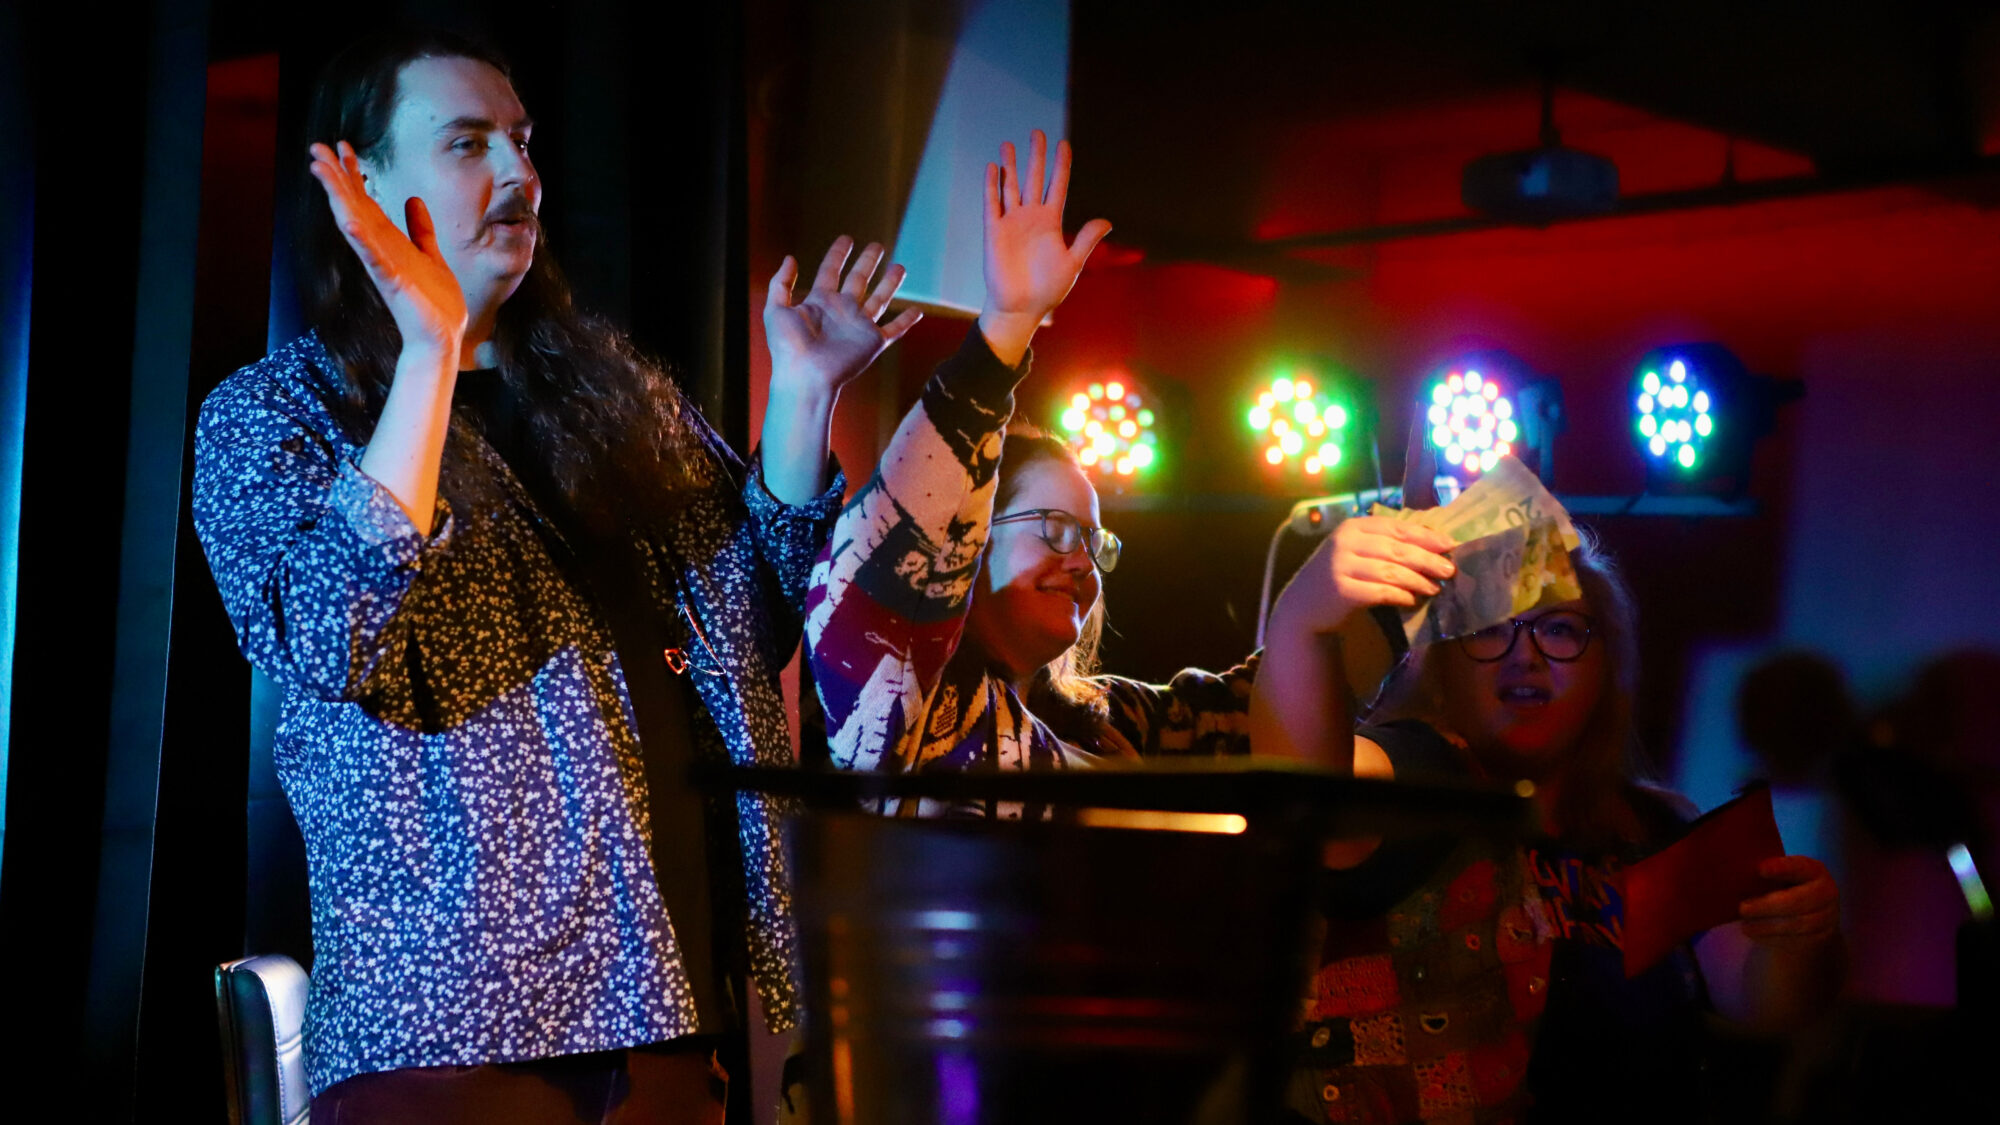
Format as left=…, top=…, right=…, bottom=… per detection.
left=991, top=427, right=1112, bottom=746
left=299, top=29, right=707, bottom=527
left=1368, top=526, right=1653, bottom=848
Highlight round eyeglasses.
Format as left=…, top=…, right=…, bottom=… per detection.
left=1458, top=609, right=1596, bottom=663
left=990, top=508, right=1122, bottom=573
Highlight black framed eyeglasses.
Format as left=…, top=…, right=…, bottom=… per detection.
left=1458, top=609, right=1596, bottom=663
left=990, top=508, right=1122, bottom=573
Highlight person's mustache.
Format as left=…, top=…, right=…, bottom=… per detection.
left=483, top=197, right=539, bottom=230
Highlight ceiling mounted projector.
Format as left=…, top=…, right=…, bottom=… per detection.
left=1462, top=144, right=1619, bottom=222
left=1462, top=80, right=1620, bottom=223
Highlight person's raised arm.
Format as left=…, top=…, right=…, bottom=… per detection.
left=759, top=237, right=924, bottom=506
left=309, top=141, right=467, bottom=536
left=1248, top=518, right=1457, bottom=867
left=805, top=130, right=1109, bottom=773
left=1247, top=517, right=1458, bottom=773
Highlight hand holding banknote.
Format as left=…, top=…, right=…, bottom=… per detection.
left=1320, top=516, right=1460, bottom=616
left=1367, top=454, right=1585, bottom=647
left=1262, top=517, right=1457, bottom=638
left=1321, top=454, right=1587, bottom=703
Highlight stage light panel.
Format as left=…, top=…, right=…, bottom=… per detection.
left=1425, top=365, right=1516, bottom=477
left=1628, top=342, right=1801, bottom=497
left=1632, top=351, right=1719, bottom=477
left=1246, top=364, right=1366, bottom=478
left=1056, top=370, right=1160, bottom=483
left=1423, top=352, right=1563, bottom=482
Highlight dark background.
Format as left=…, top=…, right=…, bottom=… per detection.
left=2, top=1, right=1998, bottom=1120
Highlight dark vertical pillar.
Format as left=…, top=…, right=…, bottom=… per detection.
left=0, top=0, right=35, bottom=874
left=0, top=0, right=186, bottom=1104
left=133, top=47, right=285, bottom=1119
left=89, top=3, right=215, bottom=1108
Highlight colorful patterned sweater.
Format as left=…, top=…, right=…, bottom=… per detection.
left=1290, top=721, right=1709, bottom=1125
left=804, top=329, right=1252, bottom=807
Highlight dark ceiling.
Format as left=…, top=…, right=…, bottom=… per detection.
left=1070, top=2, right=2000, bottom=258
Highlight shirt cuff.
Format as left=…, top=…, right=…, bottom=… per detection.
left=937, top=325, right=1034, bottom=415
left=746, top=450, right=847, bottom=523
left=329, top=459, right=454, bottom=568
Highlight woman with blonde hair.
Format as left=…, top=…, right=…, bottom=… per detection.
left=1249, top=517, right=1845, bottom=1123
left=805, top=132, right=1253, bottom=816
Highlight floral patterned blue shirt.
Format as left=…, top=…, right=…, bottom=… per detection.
left=193, top=333, right=840, bottom=1094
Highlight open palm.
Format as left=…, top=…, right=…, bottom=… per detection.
left=309, top=140, right=467, bottom=352
left=764, top=237, right=922, bottom=397
left=983, top=130, right=1112, bottom=324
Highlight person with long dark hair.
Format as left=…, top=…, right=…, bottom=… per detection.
left=193, top=29, right=915, bottom=1122
left=1248, top=519, right=1847, bottom=1123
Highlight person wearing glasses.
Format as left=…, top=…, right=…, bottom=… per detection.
left=1248, top=521, right=1845, bottom=1123
left=805, top=132, right=1254, bottom=816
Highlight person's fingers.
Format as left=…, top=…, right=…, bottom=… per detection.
left=309, top=145, right=363, bottom=210
left=307, top=156, right=342, bottom=198
left=880, top=307, right=924, bottom=342
left=1068, top=218, right=1114, bottom=270
left=861, top=263, right=906, bottom=320
left=842, top=242, right=884, bottom=301
left=1380, top=520, right=1458, bottom=554
left=1025, top=129, right=1047, bottom=206
left=812, top=236, right=852, bottom=293
left=323, top=142, right=386, bottom=222
left=766, top=255, right=799, bottom=311
left=336, top=215, right=392, bottom=278
left=1346, top=558, right=1441, bottom=598
left=1341, top=516, right=1454, bottom=557
left=1349, top=537, right=1455, bottom=581
left=999, top=141, right=1020, bottom=210
left=405, top=197, right=443, bottom=263
left=1741, top=879, right=1838, bottom=921
left=1046, top=138, right=1073, bottom=214
left=984, top=162, right=1003, bottom=226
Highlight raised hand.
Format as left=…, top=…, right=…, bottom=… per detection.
left=309, top=141, right=467, bottom=358
left=1740, top=855, right=1841, bottom=950
left=1307, top=516, right=1459, bottom=628
left=977, top=129, right=1112, bottom=365
left=763, top=236, right=923, bottom=399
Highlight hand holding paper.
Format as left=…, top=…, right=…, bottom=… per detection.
left=1333, top=453, right=1585, bottom=702
left=1738, top=855, right=1841, bottom=949
left=1622, top=784, right=1790, bottom=976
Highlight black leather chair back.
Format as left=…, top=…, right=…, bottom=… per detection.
left=216, top=953, right=310, bottom=1125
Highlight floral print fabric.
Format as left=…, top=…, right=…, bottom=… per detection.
left=193, top=333, right=839, bottom=1093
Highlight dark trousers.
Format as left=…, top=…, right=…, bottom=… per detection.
left=311, top=1040, right=729, bottom=1125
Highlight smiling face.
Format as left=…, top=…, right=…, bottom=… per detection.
left=963, top=456, right=1105, bottom=686
left=360, top=55, right=540, bottom=316
left=1435, top=599, right=1606, bottom=781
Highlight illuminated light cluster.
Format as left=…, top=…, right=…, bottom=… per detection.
left=1634, top=358, right=1713, bottom=471
left=1058, top=374, right=1159, bottom=478
left=1427, top=368, right=1518, bottom=476
left=1248, top=371, right=1351, bottom=475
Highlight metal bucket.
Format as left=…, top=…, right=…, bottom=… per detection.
left=794, top=812, right=1320, bottom=1125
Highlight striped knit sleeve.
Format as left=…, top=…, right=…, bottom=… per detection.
left=804, top=329, right=1027, bottom=771
left=1091, top=654, right=1260, bottom=760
